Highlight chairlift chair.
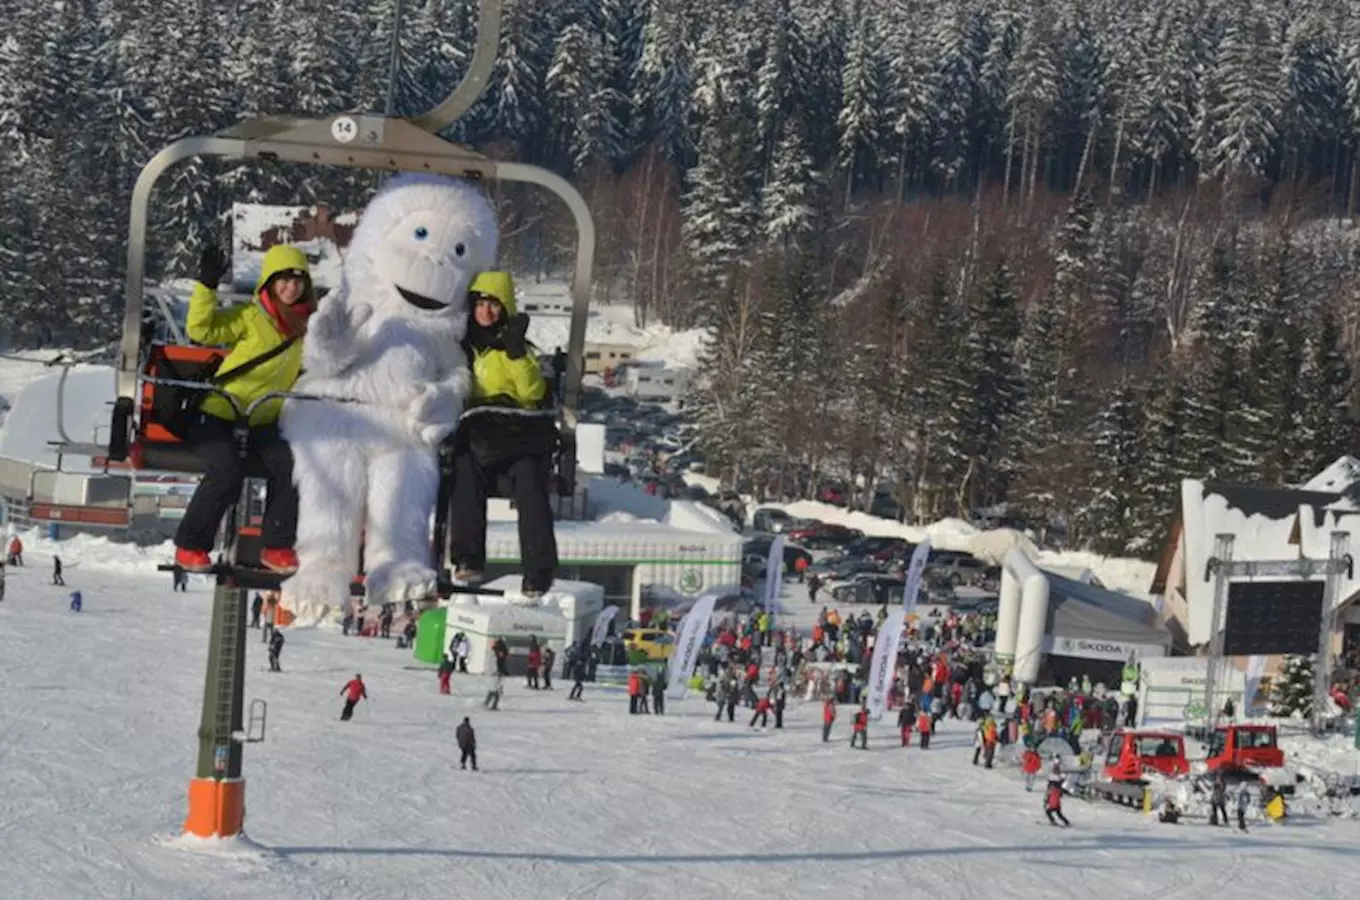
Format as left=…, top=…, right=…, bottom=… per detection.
left=105, top=0, right=594, bottom=590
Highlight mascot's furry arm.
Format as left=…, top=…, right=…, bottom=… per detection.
left=406, top=363, right=471, bottom=445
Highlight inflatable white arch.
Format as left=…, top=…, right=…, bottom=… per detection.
left=995, top=545, right=1049, bottom=685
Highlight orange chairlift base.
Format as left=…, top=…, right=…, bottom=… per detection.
left=183, top=777, right=245, bottom=839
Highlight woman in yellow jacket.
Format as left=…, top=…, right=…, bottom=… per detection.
left=449, top=271, right=559, bottom=597
left=174, top=243, right=315, bottom=574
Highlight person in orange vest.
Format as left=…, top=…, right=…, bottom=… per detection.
left=822, top=695, right=836, bottom=742
left=916, top=707, right=932, bottom=749
left=339, top=673, right=367, bottom=721
left=627, top=669, right=643, bottom=714
left=850, top=703, right=868, bottom=749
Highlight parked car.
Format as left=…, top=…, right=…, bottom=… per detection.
left=785, top=521, right=863, bottom=549
left=622, top=628, right=676, bottom=661
left=830, top=572, right=906, bottom=605
left=753, top=507, right=794, bottom=533
left=816, top=483, right=850, bottom=506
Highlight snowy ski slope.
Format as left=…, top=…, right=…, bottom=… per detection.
left=2, top=552, right=1358, bottom=899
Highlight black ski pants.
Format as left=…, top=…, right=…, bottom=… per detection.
left=1210, top=801, right=1228, bottom=825
left=449, top=450, right=558, bottom=592
left=460, top=747, right=478, bottom=770
left=175, top=415, right=298, bottom=551
left=1046, top=808, right=1070, bottom=826
left=341, top=699, right=357, bottom=721
left=568, top=680, right=584, bottom=700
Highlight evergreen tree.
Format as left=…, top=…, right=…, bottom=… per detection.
left=1267, top=654, right=1314, bottom=718
left=1298, top=309, right=1355, bottom=478
left=1083, top=379, right=1144, bottom=554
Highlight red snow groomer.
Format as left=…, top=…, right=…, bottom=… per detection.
left=1089, top=729, right=1189, bottom=807
left=1205, top=723, right=1284, bottom=774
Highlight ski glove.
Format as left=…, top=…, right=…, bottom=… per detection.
left=198, top=244, right=230, bottom=289
left=503, top=312, right=530, bottom=359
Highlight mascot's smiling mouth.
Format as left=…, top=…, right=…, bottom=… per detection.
left=396, top=286, right=449, bottom=311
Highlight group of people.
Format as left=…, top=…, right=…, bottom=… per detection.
left=170, top=244, right=560, bottom=596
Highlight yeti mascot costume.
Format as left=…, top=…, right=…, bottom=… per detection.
left=279, top=173, right=498, bottom=617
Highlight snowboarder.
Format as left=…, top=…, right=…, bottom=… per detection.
left=484, top=672, right=503, bottom=710
left=267, top=628, right=284, bottom=672
left=438, top=652, right=455, bottom=694
left=68, top=590, right=82, bottom=612
left=456, top=717, right=478, bottom=771
left=52, top=555, right=64, bottom=586
left=340, top=674, right=367, bottom=721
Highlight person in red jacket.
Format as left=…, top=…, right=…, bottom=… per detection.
left=340, top=673, right=367, bottom=721
left=527, top=643, right=542, bottom=690
left=850, top=703, right=868, bottom=749
left=822, top=696, right=836, bottom=742
left=1045, top=781, right=1070, bottom=826
left=7, top=536, right=22, bottom=566
left=749, top=692, right=773, bottom=729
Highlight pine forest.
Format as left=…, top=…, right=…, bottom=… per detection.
left=5, top=0, right=1360, bottom=557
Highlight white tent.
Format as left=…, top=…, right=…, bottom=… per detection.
left=443, top=600, right=567, bottom=676
left=478, top=575, right=604, bottom=646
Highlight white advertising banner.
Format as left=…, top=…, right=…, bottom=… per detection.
left=865, top=607, right=906, bottom=720
left=590, top=605, right=619, bottom=646
left=764, top=534, right=785, bottom=620
left=902, top=538, right=932, bottom=616
left=1041, top=634, right=1168, bottom=663
left=666, top=592, right=718, bottom=700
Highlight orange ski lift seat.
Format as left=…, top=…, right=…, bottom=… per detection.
left=131, top=344, right=274, bottom=476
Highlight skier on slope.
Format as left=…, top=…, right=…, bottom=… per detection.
left=267, top=628, right=284, bottom=672
left=456, top=717, right=478, bottom=771
left=340, top=673, right=367, bottom=721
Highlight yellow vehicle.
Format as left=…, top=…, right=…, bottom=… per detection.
left=622, top=628, right=676, bottom=661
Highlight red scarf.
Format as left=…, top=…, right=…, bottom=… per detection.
left=259, top=288, right=314, bottom=339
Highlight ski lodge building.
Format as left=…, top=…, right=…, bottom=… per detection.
left=1148, top=457, right=1360, bottom=674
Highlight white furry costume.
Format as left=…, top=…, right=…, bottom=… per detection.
left=280, top=174, right=498, bottom=613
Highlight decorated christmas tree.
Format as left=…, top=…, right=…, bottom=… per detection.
left=1267, top=655, right=1314, bottom=718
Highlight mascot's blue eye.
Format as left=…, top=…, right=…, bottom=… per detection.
left=414, top=226, right=429, bottom=240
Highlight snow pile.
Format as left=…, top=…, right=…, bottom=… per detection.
left=6, top=525, right=171, bottom=575
left=741, top=495, right=1158, bottom=600
left=597, top=510, right=642, bottom=524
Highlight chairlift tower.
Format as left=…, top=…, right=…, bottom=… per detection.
left=107, top=0, right=592, bottom=840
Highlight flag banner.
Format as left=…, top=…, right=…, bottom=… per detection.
left=667, top=593, right=719, bottom=700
